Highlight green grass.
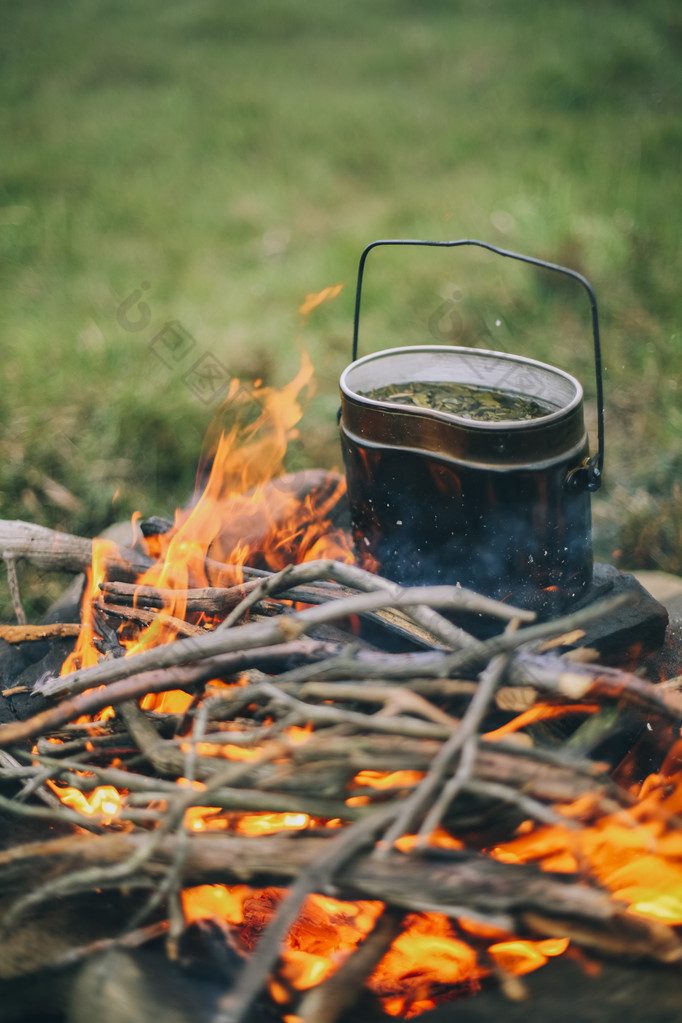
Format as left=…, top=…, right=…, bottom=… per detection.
left=1, top=0, right=681, bottom=616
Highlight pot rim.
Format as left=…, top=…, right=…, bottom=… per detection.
left=340, top=345, right=584, bottom=432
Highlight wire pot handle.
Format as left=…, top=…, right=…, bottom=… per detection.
left=351, top=238, right=604, bottom=492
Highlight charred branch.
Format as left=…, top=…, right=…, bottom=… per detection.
left=0, top=519, right=152, bottom=577
left=1, top=830, right=680, bottom=968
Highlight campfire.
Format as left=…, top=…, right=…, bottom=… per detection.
left=2, top=276, right=682, bottom=1023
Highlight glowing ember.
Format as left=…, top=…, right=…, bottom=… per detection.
left=234, top=812, right=311, bottom=837
left=487, top=936, right=570, bottom=975
left=374, top=914, right=481, bottom=1016
left=46, top=780, right=122, bottom=824
left=354, top=769, right=425, bottom=791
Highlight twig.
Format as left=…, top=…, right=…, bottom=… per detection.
left=0, top=790, right=105, bottom=830
left=256, top=649, right=367, bottom=688
left=0, top=748, right=70, bottom=814
left=215, top=559, right=493, bottom=650
left=217, top=564, right=297, bottom=629
left=314, top=565, right=477, bottom=649
left=117, top=697, right=287, bottom=791
left=243, top=681, right=455, bottom=741
left=376, top=626, right=519, bottom=856
left=33, top=729, right=131, bottom=756
left=298, top=682, right=459, bottom=728
left=23, top=745, right=358, bottom=822
left=103, top=562, right=523, bottom=648
left=0, top=518, right=151, bottom=576
left=4, top=555, right=26, bottom=624
left=46, top=919, right=170, bottom=970
left=511, top=652, right=682, bottom=722
left=101, top=576, right=467, bottom=652
left=123, top=703, right=210, bottom=949
left=0, top=639, right=345, bottom=748
left=34, top=579, right=534, bottom=704
left=0, top=733, right=307, bottom=942
left=95, top=601, right=209, bottom=637
left=99, top=579, right=260, bottom=615
left=4, top=536, right=680, bottom=1013
left=415, top=736, right=478, bottom=844
left=458, top=777, right=574, bottom=827
left=0, top=622, right=81, bottom=643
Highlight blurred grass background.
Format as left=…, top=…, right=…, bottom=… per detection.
left=1, top=0, right=681, bottom=617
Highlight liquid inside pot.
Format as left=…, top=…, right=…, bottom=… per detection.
left=360, top=379, right=558, bottom=423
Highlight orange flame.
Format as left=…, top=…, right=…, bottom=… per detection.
left=60, top=357, right=353, bottom=716
left=489, top=748, right=682, bottom=925
left=483, top=702, right=602, bottom=742
left=60, top=537, right=119, bottom=675
left=298, top=283, right=344, bottom=318
left=136, top=354, right=351, bottom=604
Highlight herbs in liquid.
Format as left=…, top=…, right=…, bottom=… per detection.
left=361, top=380, right=556, bottom=423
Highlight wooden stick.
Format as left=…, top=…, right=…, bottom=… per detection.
left=94, top=601, right=209, bottom=637
left=99, top=579, right=260, bottom=615
left=4, top=555, right=26, bottom=624
left=298, top=681, right=459, bottom=728
left=1, top=831, right=680, bottom=966
left=377, top=635, right=516, bottom=855
left=46, top=919, right=170, bottom=970
left=100, top=577, right=468, bottom=652
left=0, top=622, right=81, bottom=643
left=512, top=652, right=682, bottom=721
left=0, top=639, right=345, bottom=748
left=35, top=580, right=536, bottom=703
left=239, top=680, right=456, bottom=741
left=0, top=518, right=151, bottom=576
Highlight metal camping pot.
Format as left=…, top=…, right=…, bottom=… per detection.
left=339, top=239, right=605, bottom=617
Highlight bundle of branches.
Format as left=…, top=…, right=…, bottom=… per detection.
left=1, top=520, right=682, bottom=1023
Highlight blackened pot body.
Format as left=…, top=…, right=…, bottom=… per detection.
left=339, top=346, right=593, bottom=618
